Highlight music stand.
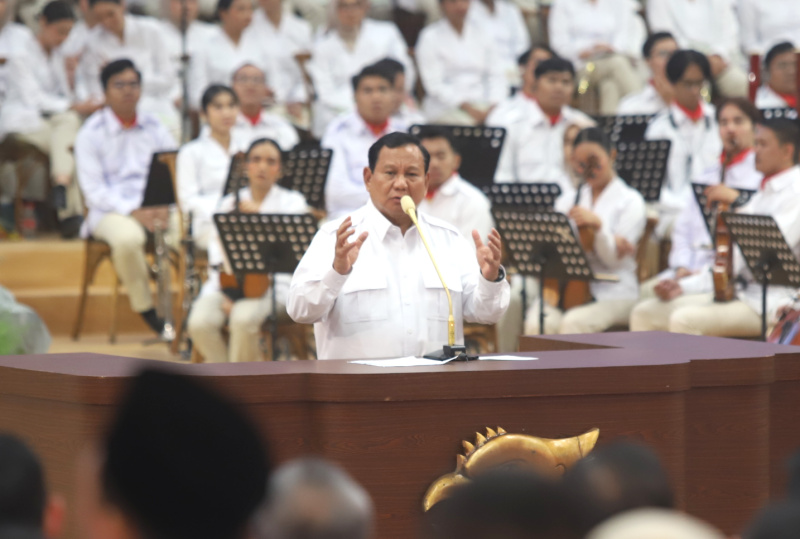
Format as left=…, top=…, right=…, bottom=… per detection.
left=759, top=108, right=798, bottom=121
left=691, top=183, right=755, bottom=239
left=596, top=114, right=654, bottom=143
left=721, top=212, right=800, bottom=341
left=615, top=139, right=671, bottom=202
left=278, top=147, right=332, bottom=211
left=492, top=209, right=595, bottom=334
left=409, top=124, right=505, bottom=189
left=141, top=151, right=178, bottom=207
left=221, top=152, right=248, bottom=198
left=483, top=183, right=562, bottom=210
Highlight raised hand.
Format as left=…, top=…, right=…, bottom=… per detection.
left=704, top=184, right=740, bottom=208
left=333, top=217, right=369, bottom=275
left=473, top=228, right=503, bottom=281
left=569, top=206, right=602, bottom=229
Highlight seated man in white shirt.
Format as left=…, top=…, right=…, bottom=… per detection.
left=75, top=59, right=177, bottom=335
left=415, top=0, right=508, bottom=125
left=230, top=63, right=300, bottom=150
left=633, top=118, right=800, bottom=337
left=466, top=0, right=529, bottom=88
left=618, top=32, right=678, bottom=115
left=322, top=63, right=409, bottom=219
left=755, top=42, right=798, bottom=110
left=372, top=57, right=425, bottom=126
left=287, top=132, right=510, bottom=360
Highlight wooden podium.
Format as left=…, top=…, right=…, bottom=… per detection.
left=1, top=332, right=799, bottom=538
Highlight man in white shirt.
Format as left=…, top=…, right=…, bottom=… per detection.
left=322, top=64, right=409, bottom=219
left=488, top=57, right=593, bottom=192
left=738, top=0, right=800, bottom=57
left=230, top=63, right=300, bottom=150
left=644, top=118, right=800, bottom=337
left=372, top=57, right=425, bottom=127
left=75, top=59, right=177, bottom=335
left=415, top=0, right=508, bottom=125
left=618, top=32, right=678, bottom=115
left=287, top=132, right=510, bottom=360
left=755, top=42, right=798, bottom=110
left=466, top=0, right=529, bottom=87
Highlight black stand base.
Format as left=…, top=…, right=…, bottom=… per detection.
left=424, top=344, right=476, bottom=362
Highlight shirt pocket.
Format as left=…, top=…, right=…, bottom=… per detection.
left=338, top=271, right=389, bottom=323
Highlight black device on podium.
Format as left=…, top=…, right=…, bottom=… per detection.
left=482, top=183, right=562, bottom=210
left=213, top=212, right=318, bottom=360
left=691, top=183, right=755, bottom=237
left=614, top=139, right=671, bottom=202
left=721, top=212, right=800, bottom=341
left=596, top=114, right=654, bottom=143
left=409, top=124, right=505, bottom=189
left=492, top=209, right=595, bottom=334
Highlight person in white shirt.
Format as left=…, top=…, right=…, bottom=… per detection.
left=415, top=0, right=508, bottom=125
left=524, top=127, right=646, bottom=334
left=306, top=0, right=414, bottom=137
left=755, top=42, right=798, bottom=110
left=489, top=57, right=594, bottom=194
left=287, top=132, right=510, bottom=360
left=251, top=0, right=312, bottom=54
left=618, top=32, right=678, bottom=116
left=188, top=138, right=309, bottom=362
left=548, top=0, right=641, bottom=114
left=74, top=59, right=177, bottom=335
left=645, top=50, right=722, bottom=239
left=372, top=57, right=425, bottom=126
left=630, top=98, right=764, bottom=330
left=466, top=0, right=529, bottom=87
left=230, top=63, right=300, bottom=150
left=646, top=0, right=747, bottom=98
left=60, top=0, right=97, bottom=99
left=417, top=127, right=493, bottom=241
left=640, top=118, right=800, bottom=337
left=322, top=64, right=409, bottom=219
left=738, top=0, right=800, bottom=57
left=177, top=85, right=250, bottom=251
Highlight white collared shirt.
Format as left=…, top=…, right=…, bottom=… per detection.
left=467, top=0, right=529, bottom=71
left=0, top=23, right=36, bottom=101
left=75, top=107, right=177, bottom=236
left=250, top=8, right=312, bottom=54
left=418, top=174, right=494, bottom=243
left=415, top=18, right=509, bottom=120
left=157, top=19, right=216, bottom=103
left=548, top=0, right=635, bottom=66
left=755, top=86, right=791, bottom=109
left=232, top=110, right=299, bottom=151
left=287, top=201, right=510, bottom=360
left=738, top=0, right=800, bottom=55
left=321, top=111, right=409, bottom=219
left=176, top=130, right=251, bottom=247
left=617, top=83, right=669, bottom=116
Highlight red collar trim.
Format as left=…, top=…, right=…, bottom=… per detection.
left=365, top=118, right=389, bottom=136
left=776, top=91, right=798, bottom=109
left=760, top=172, right=778, bottom=190
left=244, top=111, right=261, bottom=126
left=114, top=112, right=137, bottom=129
left=675, top=101, right=704, bottom=123
left=525, top=94, right=562, bottom=126
left=426, top=173, right=456, bottom=199
left=720, top=148, right=752, bottom=167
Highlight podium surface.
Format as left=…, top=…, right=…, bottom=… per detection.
left=1, top=332, right=799, bottom=538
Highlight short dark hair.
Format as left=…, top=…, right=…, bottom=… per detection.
left=743, top=501, right=800, bottom=539
left=573, top=126, right=614, bottom=154
left=40, top=0, right=75, bottom=22
left=765, top=41, right=796, bottom=70
left=517, top=43, right=554, bottom=67
left=534, top=57, right=575, bottom=80
left=665, top=49, right=711, bottom=84
left=0, top=434, right=46, bottom=530
left=246, top=138, right=282, bottom=158
left=716, top=97, right=761, bottom=125
left=216, top=0, right=234, bottom=12
left=371, top=58, right=405, bottom=83
left=351, top=63, right=394, bottom=92
left=100, top=58, right=141, bottom=91
left=368, top=132, right=430, bottom=173
left=88, top=0, right=120, bottom=7
left=200, top=84, right=238, bottom=113
left=415, top=125, right=460, bottom=155
left=642, top=31, right=675, bottom=59
left=759, top=117, right=800, bottom=163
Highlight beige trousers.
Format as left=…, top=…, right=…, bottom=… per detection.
left=524, top=298, right=638, bottom=334
left=630, top=292, right=761, bottom=337
left=715, top=65, right=748, bottom=98
left=582, top=54, right=642, bottom=115
left=187, top=291, right=277, bottom=363
left=638, top=275, right=660, bottom=301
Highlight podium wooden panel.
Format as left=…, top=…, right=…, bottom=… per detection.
left=1, top=332, right=799, bottom=538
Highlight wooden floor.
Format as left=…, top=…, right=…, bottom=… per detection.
left=49, top=333, right=181, bottom=362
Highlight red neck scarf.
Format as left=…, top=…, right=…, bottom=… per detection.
left=365, top=118, right=389, bottom=136
left=114, top=112, right=137, bottom=129
left=720, top=148, right=752, bottom=167
left=776, top=91, right=798, bottom=109
left=675, top=101, right=704, bottom=123
left=525, top=94, right=561, bottom=126
left=243, top=111, right=261, bottom=126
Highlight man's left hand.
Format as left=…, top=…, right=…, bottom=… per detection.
left=704, top=184, right=740, bottom=207
left=474, top=228, right=502, bottom=281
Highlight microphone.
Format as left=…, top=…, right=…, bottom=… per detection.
left=401, top=195, right=469, bottom=361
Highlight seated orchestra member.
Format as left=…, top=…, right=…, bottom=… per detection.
left=75, top=59, right=177, bottom=335
left=631, top=98, right=763, bottom=316
left=417, top=127, right=494, bottom=242
left=755, top=42, right=798, bottom=110
left=415, top=0, right=508, bottom=126
left=646, top=0, right=747, bottom=98
left=187, top=138, right=308, bottom=363
left=372, top=58, right=425, bottom=127
left=0, top=1, right=101, bottom=238
left=230, top=63, right=300, bottom=150
left=548, top=0, right=641, bottom=115
left=489, top=57, right=593, bottom=195
left=177, top=85, right=250, bottom=251
left=288, top=132, right=510, bottom=360
left=466, top=0, right=530, bottom=87
left=525, top=127, right=646, bottom=335
left=738, top=0, right=800, bottom=57
left=322, top=64, right=408, bottom=219
left=618, top=32, right=678, bottom=115
left=635, top=118, right=800, bottom=337
left=645, top=50, right=722, bottom=238
left=306, top=0, right=414, bottom=137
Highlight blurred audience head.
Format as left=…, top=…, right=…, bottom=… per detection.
left=168, top=0, right=198, bottom=25
left=587, top=508, right=724, bottom=539
left=642, top=32, right=678, bottom=83
left=716, top=97, right=760, bottom=153
left=201, top=84, right=239, bottom=133
left=371, top=58, right=407, bottom=113
left=438, top=0, right=470, bottom=29
left=418, top=126, right=461, bottom=190
left=744, top=501, right=800, bottom=539
left=352, top=64, right=394, bottom=126
left=101, top=59, right=141, bottom=118
left=764, top=42, right=797, bottom=98
left=531, top=57, right=575, bottom=114
left=38, top=1, right=75, bottom=50
left=232, top=63, right=270, bottom=112
left=666, top=50, right=711, bottom=110
left=88, top=0, right=124, bottom=35
left=755, top=117, right=800, bottom=175
left=217, top=0, right=254, bottom=33
left=334, top=0, right=367, bottom=33
left=519, top=44, right=555, bottom=90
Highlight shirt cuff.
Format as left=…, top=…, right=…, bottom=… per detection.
left=322, top=266, right=350, bottom=294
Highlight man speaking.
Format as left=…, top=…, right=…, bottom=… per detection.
left=287, top=132, right=510, bottom=360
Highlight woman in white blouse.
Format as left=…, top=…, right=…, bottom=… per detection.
left=177, top=84, right=250, bottom=251
left=524, top=127, right=646, bottom=334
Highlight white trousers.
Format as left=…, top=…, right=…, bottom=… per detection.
left=524, top=298, right=638, bottom=334
left=630, top=292, right=761, bottom=337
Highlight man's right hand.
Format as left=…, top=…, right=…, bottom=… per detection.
left=654, top=278, right=683, bottom=301
left=333, top=217, right=368, bottom=275
left=131, top=206, right=169, bottom=233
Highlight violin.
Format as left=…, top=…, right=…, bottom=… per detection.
left=768, top=307, right=800, bottom=345
left=711, top=140, right=738, bottom=303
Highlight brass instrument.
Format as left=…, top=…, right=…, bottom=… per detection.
left=153, top=219, right=175, bottom=341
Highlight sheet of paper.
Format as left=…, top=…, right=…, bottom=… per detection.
left=478, top=355, right=538, bottom=361
left=349, top=357, right=446, bottom=367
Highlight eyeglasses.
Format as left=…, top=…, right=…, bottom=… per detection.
left=110, top=80, right=140, bottom=90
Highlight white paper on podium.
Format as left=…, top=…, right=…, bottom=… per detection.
left=349, top=355, right=538, bottom=367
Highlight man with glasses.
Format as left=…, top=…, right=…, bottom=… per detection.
left=756, top=42, right=798, bottom=110
left=75, top=59, right=177, bottom=336
left=618, top=32, right=679, bottom=115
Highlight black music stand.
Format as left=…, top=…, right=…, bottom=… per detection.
left=409, top=124, right=505, bottom=189
left=213, top=212, right=318, bottom=360
left=141, top=151, right=178, bottom=207
left=759, top=108, right=798, bottom=121
left=596, top=114, right=654, bottom=143
left=278, top=147, right=332, bottom=211
left=721, top=212, right=800, bottom=341
left=221, top=152, right=248, bottom=198
left=691, top=183, right=755, bottom=239
left=615, top=139, right=671, bottom=202
left=492, top=209, right=595, bottom=334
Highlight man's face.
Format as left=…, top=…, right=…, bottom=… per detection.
left=755, top=125, right=793, bottom=176
left=246, top=142, right=282, bottom=192
left=335, top=0, right=367, bottom=32
left=221, top=0, right=253, bottom=31
left=421, top=137, right=460, bottom=188
left=534, top=71, right=573, bottom=111
left=104, top=68, right=141, bottom=115
left=440, top=0, right=469, bottom=27
left=521, top=47, right=553, bottom=94
left=768, top=50, right=797, bottom=96
left=673, top=63, right=704, bottom=109
left=718, top=104, right=754, bottom=153
left=647, top=38, right=678, bottom=81
left=364, top=144, right=429, bottom=228
left=92, top=1, right=125, bottom=34
left=232, top=65, right=268, bottom=108
left=40, top=18, right=75, bottom=49
left=355, top=76, right=393, bottom=125
left=168, top=0, right=198, bottom=25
